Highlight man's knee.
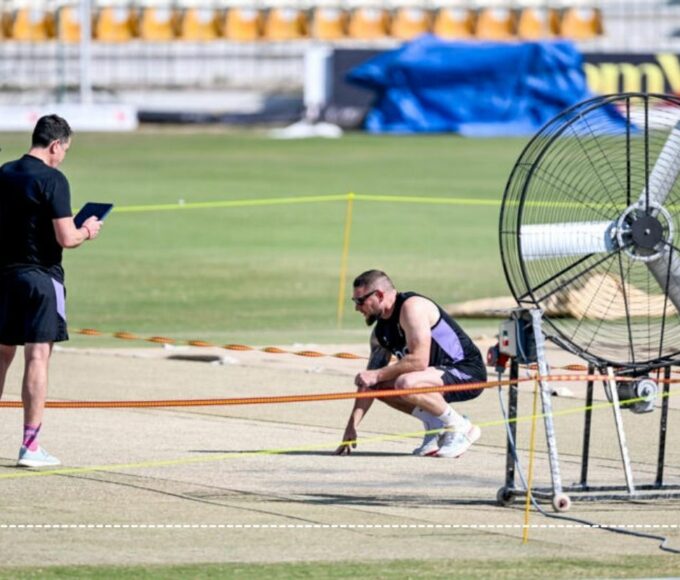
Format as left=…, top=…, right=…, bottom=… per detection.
left=395, top=374, right=418, bottom=390
left=24, top=343, right=52, bottom=364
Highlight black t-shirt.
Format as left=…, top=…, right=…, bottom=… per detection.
left=0, top=154, right=72, bottom=281
left=375, top=292, right=487, bottom=379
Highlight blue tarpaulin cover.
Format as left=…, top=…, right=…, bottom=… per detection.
left=347, top=35, right=596, bottom=136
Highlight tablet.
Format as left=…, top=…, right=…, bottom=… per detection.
left=73, top=202, right=114, bottom=228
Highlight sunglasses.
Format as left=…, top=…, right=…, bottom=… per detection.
left=352, top=289, right=378, bottom=306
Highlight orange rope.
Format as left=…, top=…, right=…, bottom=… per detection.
left=0, top=377, right=522, bottom=409
left=1, top=373, right=673, bottom=410
left=70, top=327, right=680, bottom=371
left=72, top=328, right=368, bottom=361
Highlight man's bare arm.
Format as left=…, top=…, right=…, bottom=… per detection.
left=360, top=297, right=436, bottom=386
left=367, top=330, right=391, bottom=370
left=335, top=332, right=390, bottom=455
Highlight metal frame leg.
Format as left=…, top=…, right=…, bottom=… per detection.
left=503, top=359, right=519, bottom=493
left=530, top=309, right=570, bottom=511
left=605, top=367, right=636, bottom=496
left=579, top=364, right=595, bottom=488
left=655, top=365, right=671, bottom=487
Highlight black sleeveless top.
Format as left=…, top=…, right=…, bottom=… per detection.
left=375, top=292, right=486, bottom=380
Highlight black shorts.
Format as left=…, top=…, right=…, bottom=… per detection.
left=0, top=268, right=68, bottom=345
left=438, top=365, right=486, bottom=403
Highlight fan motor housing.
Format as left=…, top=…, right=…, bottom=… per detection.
left=631, top=214, right=664, bottom=250
left=613, top=377, right=658, bottom=413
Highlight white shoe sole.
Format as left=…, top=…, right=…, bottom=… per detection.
left=435, top=425, right=481, bottom=458
left=17, top=458, right=61, bottom=468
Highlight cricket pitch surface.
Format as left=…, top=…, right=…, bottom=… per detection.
left=1, top=339, right=679, bottom=567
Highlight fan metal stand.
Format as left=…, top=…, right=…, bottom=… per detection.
left=496, top=308, right=680, bottom=512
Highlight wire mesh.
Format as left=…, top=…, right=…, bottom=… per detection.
left=500, top=93, right=680, bottom=369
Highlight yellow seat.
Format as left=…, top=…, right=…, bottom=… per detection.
left=516, top=6, right=559, bottom=40
left=432, top=7, right=474, bottom=40
left=475, top=7, right=516, bottom=40
left=1, top=7, right=12, bottom=38
left=311, top=6, right=347, bottom=40
left=390, top=7, right=431, bottom=40
left=179, top=7, right=219, bottom=40
left=95, top=6, right=136, bottom=42
left=263, top=7, right=308, bottom=40
left=348, top=7, right=390, bottom=39
left=223, top=7, right=263, bottom=41
left=138, top=6, right=177, bottom=41
left=56, top=5, right=82, bottom=42
left=559, top=6, right=603, bottom=40
left=10, top=7, right=54, bottom=41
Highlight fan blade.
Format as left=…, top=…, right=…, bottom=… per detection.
left=520, top=221, right=614, bottom=260
left=521, top=122, right=680, bottom=262
left=639, top=121, right=680, bottom=313
left=638, top=119, right=680, bottom=208
left=647, top=246, right=680, bottom=314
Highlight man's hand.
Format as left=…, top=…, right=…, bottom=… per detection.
left=82, top=216, right=103, bottom=240
left=355, top=370, right=379, bottom=388
left=334, top=424, right=358, bottom=455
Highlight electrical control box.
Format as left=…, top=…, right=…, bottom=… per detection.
left=498, top=308, right=537, bottom=364
left=498, top=319, right=518, bottom=357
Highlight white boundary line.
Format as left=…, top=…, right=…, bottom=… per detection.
left=0, top=524, right=679, bottom=530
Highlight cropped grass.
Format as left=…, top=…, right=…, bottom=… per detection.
left=0, top=130, right=527, bottom=345
left=2, top=555, right=679, bottom=579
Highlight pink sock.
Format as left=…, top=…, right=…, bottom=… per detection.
left=22, top=424, right=41, bottom=451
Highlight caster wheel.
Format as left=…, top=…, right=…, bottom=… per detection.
left=552, top=493, right=571, bottom=512
left=496, top=487, right=515, bottom=506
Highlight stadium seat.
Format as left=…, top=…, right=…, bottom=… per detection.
left=474, top=5, right=516, bottom=40
left=0, top=9, right=7, bottom=39
left=222, top=6, right=264, bottom=41
left=178, top=7, right=220, bottom=40
left=347, top=5, right=390, bottom=39
left=390, top=6, right=431, bottom=40
left=138, top=4, right=177, bottom=41
left=432, top=6, right=475, bottom=39
left=94, top=4, right=136, bottom=42
left=8, top=3, right=55, bottom=41
left=310, top=6, right=348, bottom=40
left=55, top=4, right=82, bottom=42
left=263, top=5, right=308, bottom=40
left=516, top=5, right=559, bottom=39
left=559, top=6, right=603, bottom=40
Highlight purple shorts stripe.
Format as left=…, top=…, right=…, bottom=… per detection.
left=51, top=278, right=66, bottom=321
left=431, top=319, right=464, bottom=362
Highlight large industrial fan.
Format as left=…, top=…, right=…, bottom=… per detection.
left=496, top=93, right=680, bottom=509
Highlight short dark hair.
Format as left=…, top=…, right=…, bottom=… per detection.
left=31, top=115, right=72, bottom=148
left=353, top=269, right=394, bottom=290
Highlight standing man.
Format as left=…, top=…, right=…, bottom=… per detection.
left=335, top=270, right=487, bottom=458
left=0, top=114, right=103, bottom=467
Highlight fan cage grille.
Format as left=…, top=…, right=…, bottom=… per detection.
left=500, top=93, right=680, bottom=369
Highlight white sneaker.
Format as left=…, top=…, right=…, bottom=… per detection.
left=412, top=430, right=441, bottom=456
left=435, top=423, right=481, bottom=458
left=17, top=446, right=61, bottom=468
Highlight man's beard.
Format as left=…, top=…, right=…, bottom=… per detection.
left=365, top=314, right=378, bottom=326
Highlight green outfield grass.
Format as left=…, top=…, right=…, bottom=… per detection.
left=2, top=555, right=679, bottom=579
left=0, top=130, right=527, bottom=345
